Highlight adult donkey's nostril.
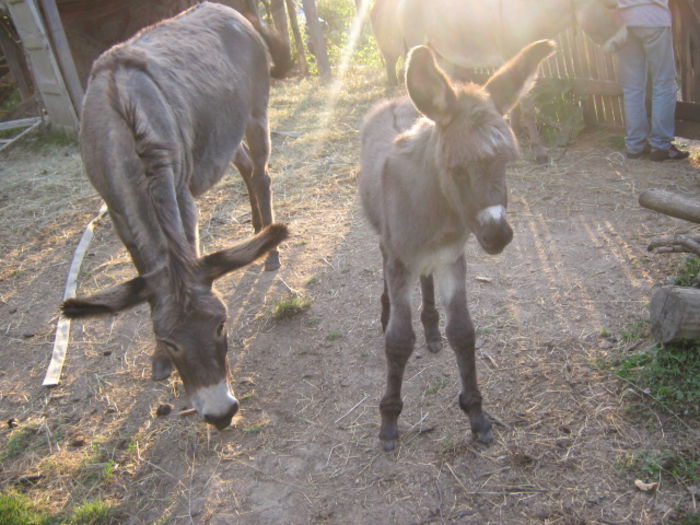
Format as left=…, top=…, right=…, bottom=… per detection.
left=204, top=401, right=239, bottom=430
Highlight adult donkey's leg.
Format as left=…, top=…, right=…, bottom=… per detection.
left=243, top=112, right=279, bottom=271
left=420, top=275, right=442, bottom=353
left=380, top=255, right=415, bottom=451
left=233, top=144, right=263, bottom=233
left=380, top=245, right=390, bottom=333
left=438, top=256, right=492, bottom=444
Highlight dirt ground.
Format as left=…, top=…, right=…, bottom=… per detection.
left=1, top=68, right=699, bottom=524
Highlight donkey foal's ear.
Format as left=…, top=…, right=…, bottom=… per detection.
left=405, top=46, right=456, bottom=125
left=484, top=39, right=556, bottom=115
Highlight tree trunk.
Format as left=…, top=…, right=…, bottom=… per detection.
left=639, top=189, right=700, bottom=224
left=301, top=0, right=331, bottom=80
left=270, top=0, right=290, bottom=48
left=285, top=0, right=308, bottom=75
left=650, top=286, right=700, bottom=343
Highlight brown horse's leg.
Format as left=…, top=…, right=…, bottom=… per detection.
left=379, top=256, right=415, bottom=451
left=439, top=256, right=492, bottom=444
left=420, top=274, right=442, bottom=353
left=244, top=114, right=279, bottom=271
left=233, top=144, right=263, bottom=233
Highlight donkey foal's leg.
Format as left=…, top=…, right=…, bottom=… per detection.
left=438, top=257, right=492, bottom=444
left=245, top=115, right=278, bottom=271
left=380, top=258, right=415, bottom=451
left=420, top=275, right=442, bottom=353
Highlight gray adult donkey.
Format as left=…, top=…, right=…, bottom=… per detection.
left=359, top=40, right=555, bottom=450
left=61, top=2, right=291, bottom=430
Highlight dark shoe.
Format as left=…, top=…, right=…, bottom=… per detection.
left=626, top=143, right=651, bottom=159
left=650, top=145, right=690, bottom=162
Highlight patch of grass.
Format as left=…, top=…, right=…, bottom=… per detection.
left=68, top=500, right=116, bottom=525
left=622, top=449, right=699, bottom=485
left=26, top=128, right=78, bottom=151
left=0, top=490, right=50, bottom=525
left=1, top=422, right=40, bottom=461
left=326, top=331, right=343, bottom=341
left=606, top=135, right=626, bottom=151
left=0, top=491, right=118, bottom=525
left=614, top=340, right=700, bottom=416
left=78, top=445, right=117, bottom=487
left=672, top=513, right=700, bottom=525
left=620, top=320, right=649, bottom=343
left=242, top=422, right=268, bottom=434
left=424, top=378, right=450, bottom=396
left=674, top=256, right=700, bottom=287
left=270, top=293, right=311, bottom=320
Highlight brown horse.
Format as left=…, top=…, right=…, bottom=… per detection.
left=371, top=0, right=625, bottom=161
left=359, top=39, right=555, bottom=451
left=62, top=2, right=290, bottom=430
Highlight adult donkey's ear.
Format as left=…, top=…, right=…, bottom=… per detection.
left=202, top=223, right=288, bottom=283
left=484, top=39, right=556, bottom=115
left=62, top=276, right=151, bottom=318
left=405, top=45, right=457, bottom=126
left=62, top=224, right=289, bottom=318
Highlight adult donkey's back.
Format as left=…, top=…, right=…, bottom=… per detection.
left=371, top=0, right=624, bottom=162
left=62, top=2, right=290, bottom=430
left=359, top=40, right=555, bottom=451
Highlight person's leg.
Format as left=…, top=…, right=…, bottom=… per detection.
left=642, top=27, right=677, bottom=150
left=617, top=27, right=649, bottom=156
left=641, top=26, right=689, bottom=160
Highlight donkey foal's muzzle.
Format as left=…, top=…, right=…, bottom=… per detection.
left=476, top=205, right=513, bottom=254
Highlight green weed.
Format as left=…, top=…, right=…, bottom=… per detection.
left=674, top=256, right=700, bottom=287
left=530, top=78, right=585, bottom=147
left=0, top=490, right=49, bottom=525
left=270, top=293, right=311, bottom=320
left=614, top=341, right=700, bottom=416
left=1, top=423, right=40, bottom=461
left=68, top=500, right=116, bottom=525
left=622, top=449, right=699, bottom=485
left=424, top=378, right=450, bottom=396
left=326, top=331, right=343, bottom=341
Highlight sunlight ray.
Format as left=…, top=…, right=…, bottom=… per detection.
left=310, top=0, right=372, bottom=153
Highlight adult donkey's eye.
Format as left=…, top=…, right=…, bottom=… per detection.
left=216, top=322, right=226, bottom=338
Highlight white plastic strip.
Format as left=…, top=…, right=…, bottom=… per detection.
left=43, top=203, right=108, bottom=386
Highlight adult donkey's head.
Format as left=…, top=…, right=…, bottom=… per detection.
left=62, top=224, right=288, bottom=430
left=404, top=40, right=556, bottom=254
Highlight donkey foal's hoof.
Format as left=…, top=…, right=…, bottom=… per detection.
left=151, top=359, right=172, bottom=381
left=473, top=425, right=494, bottom=445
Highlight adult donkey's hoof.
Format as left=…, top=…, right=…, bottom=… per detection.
left=382, top=438, right=398, bottom=452
left=151, top=358, right=172, bottom=381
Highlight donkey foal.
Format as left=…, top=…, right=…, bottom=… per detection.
left=359, top=40, right=555, bottom=451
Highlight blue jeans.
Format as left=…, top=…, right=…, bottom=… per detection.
left=617, top=26, right=678, bottom=153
